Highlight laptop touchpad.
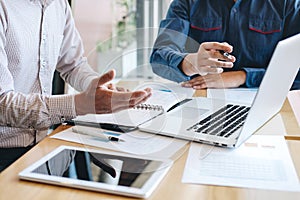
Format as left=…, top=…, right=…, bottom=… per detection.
left=169, top=106, right=209, bottom=120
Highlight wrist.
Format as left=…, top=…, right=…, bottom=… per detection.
left=237, top=70, right=247, bottom=86
left=74, top=93, right=92, bottom=115
left=180, top=54, right=197, bottom=76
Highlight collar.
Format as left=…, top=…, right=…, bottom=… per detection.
left=29, top=0, right=54, bottom=7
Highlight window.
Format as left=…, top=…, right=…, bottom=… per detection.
left=71, top=0, right=171, bottom=80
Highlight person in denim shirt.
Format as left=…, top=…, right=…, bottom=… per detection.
left=150, top=0, right=300, bottom=89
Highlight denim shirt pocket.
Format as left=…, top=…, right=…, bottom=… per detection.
left=188, top=18, right=223, bottom=51
left=190, top=18, right=222, bottom=32
left=249, top=17, right=282, bottom=35
left=247, top=17, right=283, bottom=65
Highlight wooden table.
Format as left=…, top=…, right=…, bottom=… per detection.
left=1, top=90, right=300, bottom=200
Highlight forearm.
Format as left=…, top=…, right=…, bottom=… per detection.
left=150, top=48, right=190, bottom=83
left=0, top=91, right=76, bottom=130
left=59, top=60, right=99, bottom=92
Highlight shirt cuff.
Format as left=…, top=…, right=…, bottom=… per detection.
left=48, top=94, right=77, bottom=125
left=243, top=68, right=266, bottom=88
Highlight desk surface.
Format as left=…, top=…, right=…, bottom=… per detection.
left=1, top=89, right=300, bottom=200
left=0, top=126, right=300, bottom=200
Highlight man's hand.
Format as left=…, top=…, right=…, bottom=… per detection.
left=181, top=71, right=246, bottom=89
left=75, top=70, right=152, bottom=115
left=181, top=42, right=236, bottom=76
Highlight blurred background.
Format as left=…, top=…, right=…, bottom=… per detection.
left=72, top=0, right=172, bottom=79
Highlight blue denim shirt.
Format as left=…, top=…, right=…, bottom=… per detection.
left=150, top=0, right=300, bottom=89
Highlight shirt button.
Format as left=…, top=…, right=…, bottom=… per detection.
left=41, top=60, right=46, bottom=67
left=232, top=8, right=237, bottom=13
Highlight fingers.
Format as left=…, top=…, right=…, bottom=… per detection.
left=210, top=49, right=236, bottom=63
left=196, top=66, right=223, bottom=76
left=116, top=86, right=129, bottom=92
left=199, top=50, right=235, bottom=68
left=106, top=83, right=116, bottom=90
left=107, top=83, right=130, bottom=92
left=111, top=88, right=152, bottom=103
left=182, top=74, right=220, bottom=88
left=181, top=77, right=207, bottom=89
left=205, top=58, right=234, bottom=68
left=181, top=71, right=244, bottom=89
left=194, top=42, right=236, bottom=76
left=108, top=88, right=152, bottom=112
left=201, top=42, right=233, bottom=53
left=97, top=69, right=116, bottom=86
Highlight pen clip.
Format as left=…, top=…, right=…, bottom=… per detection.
left=218, top=50, right=230, bottom=58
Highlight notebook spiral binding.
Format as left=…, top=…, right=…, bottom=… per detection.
left=134, top=104, right=164, bottom=112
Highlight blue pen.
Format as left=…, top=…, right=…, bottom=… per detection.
left=159, top=89, right=172, bottom=92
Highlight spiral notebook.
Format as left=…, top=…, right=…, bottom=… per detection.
left=73, top=90, right=187, bottom=132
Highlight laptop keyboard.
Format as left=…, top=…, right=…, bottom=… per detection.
left=187, top=104, right=250, bottom=138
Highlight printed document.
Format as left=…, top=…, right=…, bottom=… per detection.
left=51, top=127, right=188, bottom=159
left=182, top=135, right=300, bottom=191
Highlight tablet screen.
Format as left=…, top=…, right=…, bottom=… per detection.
left=19, top=146, right=172, bottom=198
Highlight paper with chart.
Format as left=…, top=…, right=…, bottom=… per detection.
left=51, top=126, right=188, bottom=159
left=182, top=135, right=300, bottom=191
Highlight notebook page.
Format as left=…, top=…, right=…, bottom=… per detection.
left=74, top=89, right=186, bottom=127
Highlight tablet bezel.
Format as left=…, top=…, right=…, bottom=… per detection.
left=18, top=145, right=173, bottom=198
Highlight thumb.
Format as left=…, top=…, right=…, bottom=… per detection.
left=97, top=69, right=115, bottom=86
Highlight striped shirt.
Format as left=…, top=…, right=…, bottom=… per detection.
left=0, top=0, right=99, bottom=147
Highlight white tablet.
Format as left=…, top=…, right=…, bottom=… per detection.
left=19, top=145, right=173, bottom=198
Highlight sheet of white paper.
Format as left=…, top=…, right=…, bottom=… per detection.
left=182, top=135, right=300, bottom=191
left=51, top=127, right=188, bottom=159
left=287, top=90, right=300, bottom=126
left=254, top=114, right=287, bottom=135
left=135, top=81, right=195, bottom=98
left=207, top=88, right=258, bottom=104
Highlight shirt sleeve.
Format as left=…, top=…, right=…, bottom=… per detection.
left=55, top=2, right=99, bottom=92
left=0, top=92, right=76, bottom=130
left=150, top=0, right=192, bottom=83
left=281, top=0, right=300, bottom=89
left=243, top=1, right=300, bottom=88
left=0, top=2, right=80, bottom=130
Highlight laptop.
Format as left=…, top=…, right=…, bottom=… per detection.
left=139, top=33, right=300, bottom=148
